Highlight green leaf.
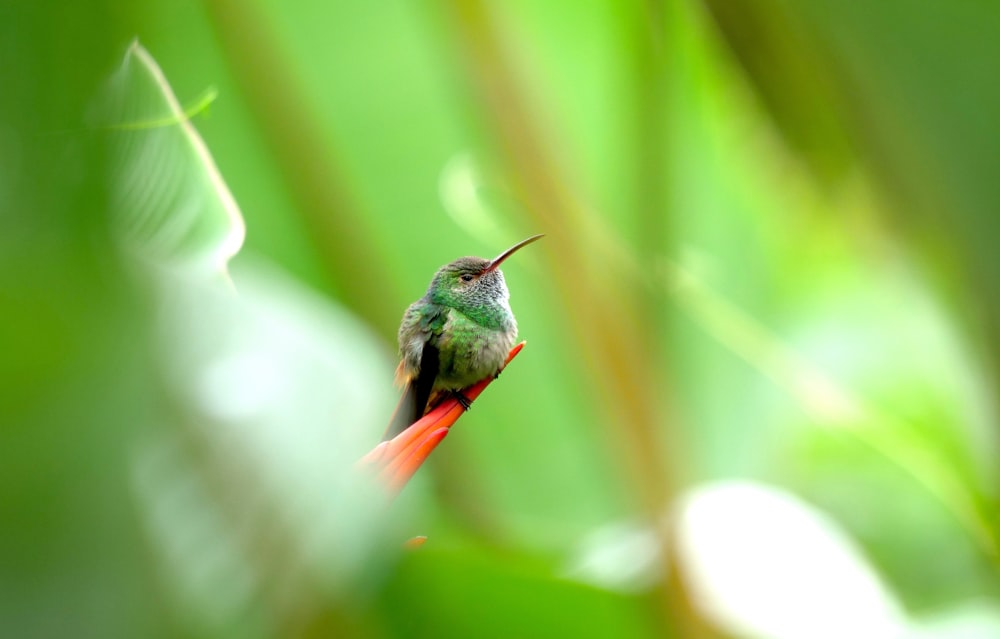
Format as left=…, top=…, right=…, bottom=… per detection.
left=98, top=41, right=244, bottom=275
left=379, top=545, right=658, bottom=639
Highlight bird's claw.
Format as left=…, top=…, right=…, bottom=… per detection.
left=453, top=390, right=473, bottom=411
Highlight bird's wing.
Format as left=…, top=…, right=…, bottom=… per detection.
left=384, top=304, right=449, bottom=440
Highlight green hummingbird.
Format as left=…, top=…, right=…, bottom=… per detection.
left=385, top=234, right=543, bottom=439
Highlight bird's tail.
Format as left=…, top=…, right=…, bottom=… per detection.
left=383, top=380, right=416, bottom=440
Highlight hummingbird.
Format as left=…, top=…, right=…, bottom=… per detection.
left=384, top=234, right=543, bottom=439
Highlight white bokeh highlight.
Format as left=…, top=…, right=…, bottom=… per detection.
left=676, top=481, right=908, bottom=639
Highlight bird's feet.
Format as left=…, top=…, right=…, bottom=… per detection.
left=452, top=390, right=473, bottom=411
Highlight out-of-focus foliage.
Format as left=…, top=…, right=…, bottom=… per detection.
left=95, top=42, right=244, bottom=275
left=3, top=1, right=1000, bottom=638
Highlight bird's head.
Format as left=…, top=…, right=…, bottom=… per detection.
left=427, top=234, right=543, bottom=312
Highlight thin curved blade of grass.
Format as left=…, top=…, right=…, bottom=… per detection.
left=361, top=342, right=526, bottom=495
left=98, top=41, right=245, bottom=275
left=663, top=261, right=998, bottom=558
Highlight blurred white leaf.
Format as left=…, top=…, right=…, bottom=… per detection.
left=97, top=43, right=407, bottom=632
left=676, top=480, right=908, bottom=639
left=99, top=41, right=244, bottom=275
left=132, top=259, right=399, bottom=634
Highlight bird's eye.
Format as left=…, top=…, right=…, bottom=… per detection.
left=460, top=274, right=475, bottom=283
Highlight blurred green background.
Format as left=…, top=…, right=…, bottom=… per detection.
left=4, top=0, right=1000, bottom=637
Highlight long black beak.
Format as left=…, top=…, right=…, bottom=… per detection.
left=484, top=234, right=544, bottom=273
